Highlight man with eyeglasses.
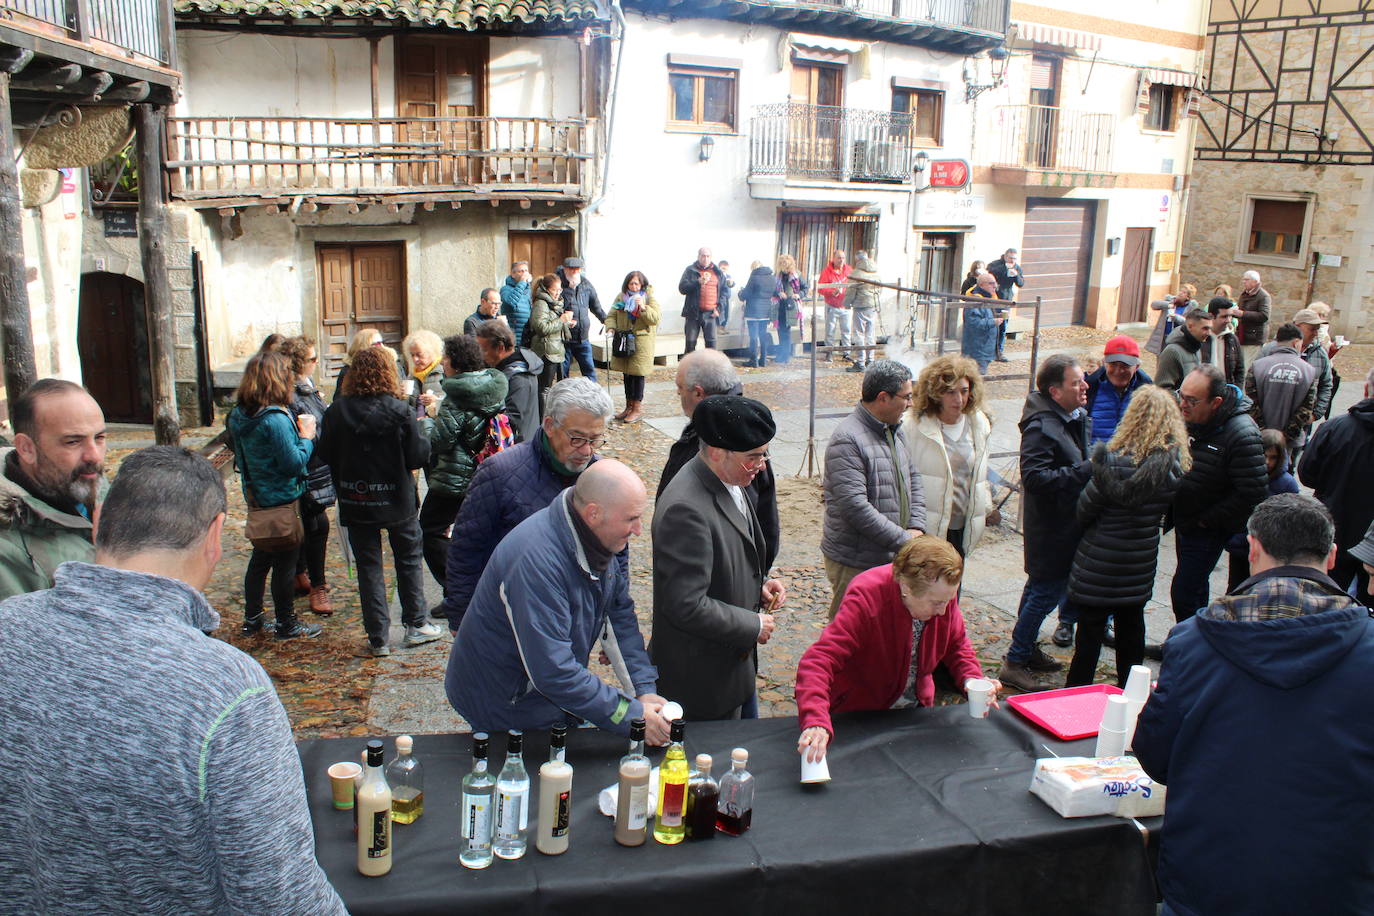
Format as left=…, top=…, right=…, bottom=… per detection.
left=440, top=377, right=614, bottom=629
left=821, top=359, right=926, bottom=619
left=651, top=396, right=787, bottom=720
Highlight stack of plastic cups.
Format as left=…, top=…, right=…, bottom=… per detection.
left=1122, top=665, right=1152, bottom=750
left=1094, top=695, right=1130, bottom=758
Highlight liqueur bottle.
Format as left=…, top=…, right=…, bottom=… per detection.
left=386, top=735, right=424, bottom=824
left=715, top=747, right=755, bottom=836
left=494, top=731, right=530, bottom=860
left=686, top=753, right=719, bottom=841
left=356, top=740, right=392, bottom=876
left=653, top=719, right=689, bottom=845
left=536, top=755, right=574, bottom=855
left=614, top=718, right=651, bottom=847
left=460, top=734, right=495, bottom=869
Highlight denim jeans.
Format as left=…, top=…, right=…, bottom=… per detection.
left=683, top=311, right=718, bottom=352
left=1170, top=528, right=1230, bottom=622
left=852, top=307, right=876, bottom=365
left=995, top=311, right=1008, bottom=357
left=1007, top=576, right=1069, bottom=665
left=746, top=319, right=771, bottom=364
left=562, top=338, right=596, bottom=381
left=775, top=326, right=793, bottom=363
left=825, top=306, right=851, bottom=351
left=349, top=516, right=428, bottom=647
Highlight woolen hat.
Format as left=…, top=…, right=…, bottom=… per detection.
left=1350, top=521, right=1374, bottom=568
left=694, top=395, right=775, bottom=451
left=563, top=257, right=585, bottom=269
left=1102, top=335, right=1140, bottom=366
left=1292, top=308, right=1324, bottom=326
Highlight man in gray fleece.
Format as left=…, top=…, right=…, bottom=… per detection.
left=0, top=446, right=345, bottom=915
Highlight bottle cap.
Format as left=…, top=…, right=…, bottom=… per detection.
left=629, top=718, right=645, bottom=741
left=473, top=733, right=489, bottom=758
left=695, top=753, right=712, bottom=770
left=731, top=747, right=748, bottom=764
left=366, top=738, right=384, bottom=767
left=396, top=735, right=413, bottom=754
left=551, top=724, right=568, bottom=746
left=507, top=730, right=523, bottom=752
left=670, top=719, right=686, bottom=742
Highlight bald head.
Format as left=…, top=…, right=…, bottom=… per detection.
left=675, top=349, right=737, bottom=418
left=572, top=459, right=647, bottom=554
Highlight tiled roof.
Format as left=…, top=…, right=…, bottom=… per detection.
left=174, top=0, right=605, bottom=29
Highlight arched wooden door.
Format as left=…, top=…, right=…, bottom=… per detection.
left=78, top=272, right=152, bottom=424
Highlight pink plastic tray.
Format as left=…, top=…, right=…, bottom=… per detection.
left=1006, top=684, right=1125, bottom=740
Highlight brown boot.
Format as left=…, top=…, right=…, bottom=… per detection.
left=622, top=400, right=643, bottom=424
left=293, top=572, right=311, bottom=596
left=308, top=585, right=334, bottom=616
left=613, top=405, right=630, bottom=422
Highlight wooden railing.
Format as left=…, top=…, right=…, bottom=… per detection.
left=751, top=102, right=916, bottom=182
left=165, top=116, right=591, bottom=199
left=991, top=105, right=1114, bottom=173
left=1, top=0, right=173, bottom=66
left=811, top=0, right=1008, bottom=33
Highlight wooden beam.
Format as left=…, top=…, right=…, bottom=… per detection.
left=422, top=200, right=435, bottom=211
left=102, top=80, right=149, bottom=102
left=12, top=62, right=83, bottom=92
left=0, top=73, right=36, bottom=400
left=135, top=102, right=180, bottom=445
left=0, top=48, right=34, bottom=74
left=519, top=199, right=531, bottom=209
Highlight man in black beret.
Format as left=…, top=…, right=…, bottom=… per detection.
left=650, top=396, right=788, bottom=719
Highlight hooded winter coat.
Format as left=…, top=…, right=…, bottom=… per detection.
left=226, top=405, right=313, bottom=507
left=1068, top=445, right=1184, bottom=609
left=1244, top=343, right=1317, bottom=445
left=1153, top=325, right=1204, bottom=390
left=1200, top=327, right=1245, bottom=386
left=1298, top=397, right=1374, bottom=553
left=499, top=274, right=532, bottom=344
left=494, top=348, right=543, bottom=443
left=604, top=285, right=661, bottom=377
left=0, top=449, right=95, bottom=601
left=316, top=393, right=430, bottom=527
left=960, top=288, right=998, bottom=367
left=738, top=266, right=776, bottom=321
left=1133, top=566, right=1374, bottom=916
left=1018, top=391, right=1092, bottom=579
left=844, top=254, right=882, bottom=311
left=527, top=285, right=567, bottom=363
left=1170, top=385, right=1267, bottom=535
left=427, top=368, right=509, bottom=500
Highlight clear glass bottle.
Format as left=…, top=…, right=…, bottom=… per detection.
left=386, top=735, right=423, bottom=824
left=715, top=747, right=754, bottom=836
left=494, top=730, right=530, bottom=860
left=549, top=724, right=567, bottom=763
left=653, top=719, right=689, bottom=845
left=686, top=753, right=719, bottom=841
left=614, top=718, right=650, bottom=847
left=460, top=733, right=495, bottom=869
left=356, top=739, right=392, bottom=876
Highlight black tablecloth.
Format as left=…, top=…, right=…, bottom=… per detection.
left=299, top=706, right=1157, bottom=916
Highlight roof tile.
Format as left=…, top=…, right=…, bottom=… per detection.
left=173, top=0, right=604, bottom=28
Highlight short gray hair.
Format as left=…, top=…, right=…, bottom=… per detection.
left=95, top=447, right=227, bottom=557
left=1243, top=270, right=1261, bottom=283
left=861, top=359, right=912, bottom=402
left=680, top=350, right=738, bottom=396
left=545, top=377, right=613, bottom=424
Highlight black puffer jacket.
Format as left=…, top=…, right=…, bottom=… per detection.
left=1170, top=386, right=1267, bottom=535
left=317, top=394, right=430, bottom=527
left=1068, top=445, right=1184, bottom=609
left=289, top=379, right=334, bottom=510
left=1299, top=398, right=1374, bottom=550
left=1019, top=391, right=1092, bottom=579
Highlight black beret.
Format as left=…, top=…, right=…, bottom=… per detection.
left=694, top=395, right=775, bottom=451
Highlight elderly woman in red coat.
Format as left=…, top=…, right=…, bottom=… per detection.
left=796, top=536, right=1000, bottom=762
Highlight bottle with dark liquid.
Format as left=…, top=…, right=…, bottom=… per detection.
left=715, top=747, right=754, bottom=836
left=686, top=753, right=718, bottom=841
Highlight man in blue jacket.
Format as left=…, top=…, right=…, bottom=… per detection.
left=445, top=458, right=670, bottom=744
left=1135, top=493, right=1374, bottom=916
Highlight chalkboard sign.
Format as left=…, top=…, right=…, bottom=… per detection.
left=102, top=209, right=138, bottom=238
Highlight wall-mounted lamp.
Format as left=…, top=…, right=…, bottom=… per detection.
left=913, top=150, right=930, bottom=174
left=963, top=45, right=1010, bottom=103
left=1107, top=237, right=1122, bottom=256
left=912, top=150, right=930, bottom=191
left=699, top=135, right=715, bottom=162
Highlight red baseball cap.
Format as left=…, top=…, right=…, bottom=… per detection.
left=1103, top=335, right=1140, bottom=366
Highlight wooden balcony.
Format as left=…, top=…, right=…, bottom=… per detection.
left=165, top=115, right=592, bottom=207
left=988, top=104, right=1116, bottom=188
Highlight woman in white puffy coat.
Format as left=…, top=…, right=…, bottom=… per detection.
left=909, top=355, right=995, bottom=557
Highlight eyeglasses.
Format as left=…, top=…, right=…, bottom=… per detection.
left=1179, top=395, right=1204, bottom=408
left=738, top=452, right=771, bottom=470
left=565, top=434, right=608, bottom=450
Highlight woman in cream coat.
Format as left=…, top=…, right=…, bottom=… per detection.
left=909, top=355, right=995, bottom=557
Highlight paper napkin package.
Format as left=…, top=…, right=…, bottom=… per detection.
left=1030, top=756, right=1166, bottom=819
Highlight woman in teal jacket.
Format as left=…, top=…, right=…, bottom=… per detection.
left=227, top=350, right=320, bottom=640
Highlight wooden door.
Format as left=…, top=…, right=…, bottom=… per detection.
left=508, top=230, right=572, bottom=280
left=78, top=272, right=152, bottom=423
left=789, top=61, right=844, bottom=175
left=1027, top=55, right=1060, bottom=168
left=1118, top=228, right=1154, bottom=324
left=1020, top=199, right=1096, bottom=326
left=318, top=242, right=407, bottom=378
left=396, top=36, right=487, bottom=185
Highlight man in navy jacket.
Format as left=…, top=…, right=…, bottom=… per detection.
left=1135, top=493, right=1374, bottom=916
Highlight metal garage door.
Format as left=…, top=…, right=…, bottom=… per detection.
left=1020, top=199, right=1096, bottom=326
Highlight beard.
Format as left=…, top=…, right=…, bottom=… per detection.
left=30, top=455, right=104, bottom=508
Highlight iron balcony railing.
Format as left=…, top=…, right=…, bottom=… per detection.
left=1, top=0, right=172, bottom=65
left=991, top=104, right=1114, bottom=173
left=811, top=0, right=1008, bottom=33
left=751, top=102, right=918, bottom=183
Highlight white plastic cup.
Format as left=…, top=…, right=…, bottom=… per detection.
left=1100, top=694, right=1130, bottom=732
left=1096, top=726, right=1128, bottom=758
left=1123, top=665, right=1152, bottom=704
left=800, top=754, right=831, bottom=784
left=966, top=677, right=994, bottom=719
left=403, top=379, right=417, bottom=397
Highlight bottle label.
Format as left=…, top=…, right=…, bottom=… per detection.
left=660, top=782, right=685, bottom=826
left=367, top=810, right=389, bottom=858
left=628, top=783, right=649, bottom=830
left=463, top=794, right=492, bottom=850
left=497, top=789, right=527, bottom=840
left=552, top=790, right=571, bottom=838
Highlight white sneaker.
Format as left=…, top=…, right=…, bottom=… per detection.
left=404, top=621, right=444, bottom=647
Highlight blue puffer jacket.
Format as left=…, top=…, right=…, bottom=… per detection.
left=226, top=405, right=312, bottom=507
left=961, top=306, right=998, bottom=366
left=738, top=266, right=775, bottom=321
left=441, top=432, right=590, bottom=627
left=445, top=489, right=657, bottom=736
left=1134, top=566, right=1374, bottom=916
left=1084, top=364, right=1153, bottom=444
left=500, top=275, right=531, bottom=345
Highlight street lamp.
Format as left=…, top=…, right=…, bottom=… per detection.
left=699, top=135, right=715, bottom=162
left=964, top=45, right=1011, bottom=103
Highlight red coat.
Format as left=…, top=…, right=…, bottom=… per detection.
left=818, top=262, right=851, bottom=309
left=795, top=563, right=983, bottom=735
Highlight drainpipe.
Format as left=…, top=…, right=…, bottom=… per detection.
left=580, top=0, right=626, bottom=247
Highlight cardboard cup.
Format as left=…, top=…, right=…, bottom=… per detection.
left=1123, top=665, right=1152, bottom=703
left=328, top=761, right=362, bottom=809
left=801, top=753, right=831, bottom=784
left=1100, top=694, right=1130, bottom=731
left=966, top=677, right=994, bottom=718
